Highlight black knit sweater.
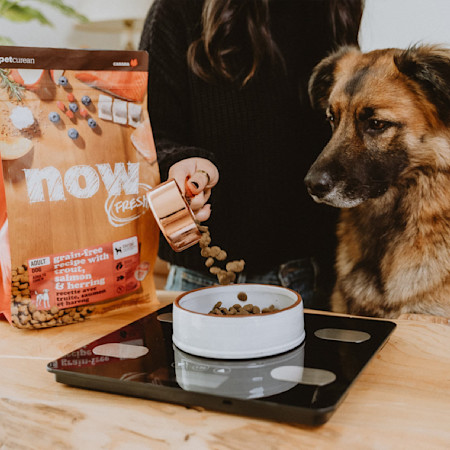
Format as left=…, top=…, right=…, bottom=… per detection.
left=140, top=0, right=339, bottom=278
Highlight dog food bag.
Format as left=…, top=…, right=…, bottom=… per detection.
left=0, top=46, right=160, bottom=329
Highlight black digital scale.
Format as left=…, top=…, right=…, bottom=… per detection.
left=47, top=304, right=396, bottom=426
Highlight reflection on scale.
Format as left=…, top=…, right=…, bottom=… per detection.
left=173, top=344, right=336, bottom=400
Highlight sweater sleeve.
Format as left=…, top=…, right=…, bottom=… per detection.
left=139, top=0, right=216, bottom=182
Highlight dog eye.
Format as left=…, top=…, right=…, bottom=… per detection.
left=367, top=119, right=390, bottom=132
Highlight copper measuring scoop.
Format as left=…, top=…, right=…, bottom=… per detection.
left=147, top=179, right=201, bottom=252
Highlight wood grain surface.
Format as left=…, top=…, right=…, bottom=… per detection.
left=0, top=291, right=449, bottom=450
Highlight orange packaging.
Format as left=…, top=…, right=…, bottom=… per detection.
left=0, top=46, right=160, bottom=329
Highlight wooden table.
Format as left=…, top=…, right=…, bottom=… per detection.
left=0, top=291, right=449, bottom=449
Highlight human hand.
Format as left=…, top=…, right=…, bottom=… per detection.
left=168, top=157, right=219, bottom=221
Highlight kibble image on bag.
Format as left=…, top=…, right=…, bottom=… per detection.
left=0, top=46, right=160, bottom=329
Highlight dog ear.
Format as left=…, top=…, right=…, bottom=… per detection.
left=308, top=46, right=358, bottom=111
left=394, top=46, right=450, bottom=124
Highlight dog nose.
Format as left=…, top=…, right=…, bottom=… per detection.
left=304, top=170, right=333, bottom=198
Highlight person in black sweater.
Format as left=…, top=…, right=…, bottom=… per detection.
left=139, top=0, right=363, bottom=309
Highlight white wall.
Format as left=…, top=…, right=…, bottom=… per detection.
left=0, top=0, right=153, bottom=50
left=0, top=0, right=449, bottom=51
left=360, top=0, right=450, bottom=51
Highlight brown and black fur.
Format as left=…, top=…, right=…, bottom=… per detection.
left=304, top=45, right=450, bottom=319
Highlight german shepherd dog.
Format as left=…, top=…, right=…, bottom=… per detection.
left=305, top=45, right=450, bottom=320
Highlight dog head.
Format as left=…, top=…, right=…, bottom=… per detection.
left=304, top=45, right=450, bottom=208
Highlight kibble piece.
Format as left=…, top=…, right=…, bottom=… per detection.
left=209, top=266, right=221, bottom=275
left=217, top=272, right=234, bottom=285
left=207, top=302, right=281, bottom=315
left=197, top=227, right=246, bottom=286
left=205, top=257, right=214, bottom=267
left=226, top=271, right=236, bottom=283
left=209, top=246, right=221, bottom=258
left=215, top=250, right=227, bottom=261
left=201, top=247, right=212, bottom=257
left=19, top=314, right=30, bottom=325
left=199, top=233, right=211, bottom=248
left=226, top=260, right=245, bottom=273
left=237, top=292, right=248, bottom=302
left=9, top=263, right=99, bottom=329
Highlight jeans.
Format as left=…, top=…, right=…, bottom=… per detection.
left=164, top=257, right=330, bottom=310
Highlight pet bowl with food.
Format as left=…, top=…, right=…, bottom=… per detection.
left=172, top=284, right=304, bottom=359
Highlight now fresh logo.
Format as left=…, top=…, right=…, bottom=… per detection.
left=22, top=162, right=152, bottom=228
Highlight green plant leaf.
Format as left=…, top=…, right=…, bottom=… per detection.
left=1, top=3, right=52, bottom=25
left=0, top=35, right=15, bottom=45
left=0, top=68, right=25, bottom=102
left=30, top=0, right=88, bottom=23
left=0, top=0, right=89, bottom=44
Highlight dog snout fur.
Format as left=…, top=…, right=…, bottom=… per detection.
left=304, top=166, right=333, bottom=200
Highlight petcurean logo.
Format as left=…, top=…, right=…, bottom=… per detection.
left=0, top=56, right=35, bottom=65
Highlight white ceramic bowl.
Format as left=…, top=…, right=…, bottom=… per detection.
left=172, top=284, right=305, bottom=359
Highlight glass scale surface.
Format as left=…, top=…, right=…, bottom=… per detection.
left=47, top=304, right=396, bottom=426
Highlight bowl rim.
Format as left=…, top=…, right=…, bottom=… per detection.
left=174, top=283, right=302, bottom=317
